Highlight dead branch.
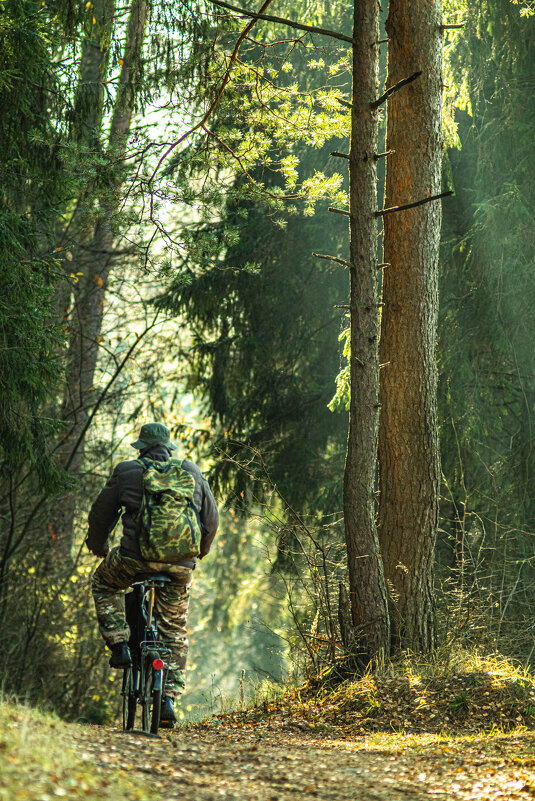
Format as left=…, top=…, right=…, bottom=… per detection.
left=370, top=70, right=422, bottom=109
left=375, top=190, right=453, bottom=217
left=313, top=252, right=351, bottom=268
left=205, top=0, right=356, bottom=44
left=328, top=207, right=351, bottom=217
left=374, top=149, right=394, bottom=160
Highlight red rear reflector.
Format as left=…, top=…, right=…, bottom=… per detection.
left=152, top=658, right=164, bottom=671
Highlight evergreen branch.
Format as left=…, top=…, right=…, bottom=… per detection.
left=312, top=252, right=351, bottom=268
left=236, top=56, right=302, bottom=95
left=375, top=190, right=453, bottom=217
left=149, top=0, right=276, bottom=182
left=202, top=124, right=302, bottom=200
left=370, top=71, right=422, bottom=109
left=204, top=0, right=356, bottom=44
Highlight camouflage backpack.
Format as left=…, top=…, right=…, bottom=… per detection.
left=136, top=457, right=201, bottom=563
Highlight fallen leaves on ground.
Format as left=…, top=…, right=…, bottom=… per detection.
left=70, top=723, right=535, bottom=800
left=211, top=653, right=535, bottom=737
left=5, top=654, right=535, bottom=801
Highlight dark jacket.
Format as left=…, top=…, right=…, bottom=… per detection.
left=86, top=444, right=219, bottom=564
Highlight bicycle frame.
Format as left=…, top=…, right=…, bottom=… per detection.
left=121, top=573, right=173, bottom=734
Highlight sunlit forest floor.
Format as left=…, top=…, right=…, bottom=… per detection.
left=3, top=703, right=535, bottom=801
left=4, top=654, right=535, bottom=801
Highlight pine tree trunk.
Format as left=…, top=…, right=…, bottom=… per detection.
left=342, top=0, right=390, bottom=666
left=377, top=0, right=443, bottom=652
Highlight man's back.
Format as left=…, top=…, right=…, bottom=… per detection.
left=87, top=440, right=218, bottom=563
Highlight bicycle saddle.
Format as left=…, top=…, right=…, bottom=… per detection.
left=131, top=572, right=172, bottom=584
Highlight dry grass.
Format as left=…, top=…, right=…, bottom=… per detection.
left=206, top=650, right=535, bottom=735
left=0, top=698, right=154, bottom=801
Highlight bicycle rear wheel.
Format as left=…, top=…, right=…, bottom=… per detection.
left=141, top=665, right=162, bottom=734
left=122, top=666, right=136, bottom=731
left=150, top=682, right=162, bottom=735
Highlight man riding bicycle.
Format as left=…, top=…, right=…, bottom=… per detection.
left=86, top=422, right=219, bottom=725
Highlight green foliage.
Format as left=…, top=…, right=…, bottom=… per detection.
left=328, top=322, right=350, bottom=412
left=0, top=0, right=68, bottom=485
left=439, top=0, right=535, bottom=657
left=160, top=172, right=349, bottom=514
left=157, top=1, right=353, bottom=516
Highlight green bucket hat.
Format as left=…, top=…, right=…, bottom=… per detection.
left=131, top=422, right=177, bottom=451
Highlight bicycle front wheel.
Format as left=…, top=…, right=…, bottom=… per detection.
left=122, top=666, right=136, bottom=731
left=141, top=665, right=162, bottom=735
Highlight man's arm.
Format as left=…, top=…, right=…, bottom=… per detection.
left=86, top=467, right=122, bottom=557
left=198, top=480, right=219, bottom=558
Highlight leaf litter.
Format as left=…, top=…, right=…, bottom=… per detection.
left=5, top=653, right=535, bottom=800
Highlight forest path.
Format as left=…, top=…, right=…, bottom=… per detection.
left=71, top=723, right=535, bottom=800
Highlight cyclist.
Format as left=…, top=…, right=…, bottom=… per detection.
left=86, top=422, right=219, bottom=725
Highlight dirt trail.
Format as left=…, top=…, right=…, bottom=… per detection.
left=71, top=723, right=535, bottom=800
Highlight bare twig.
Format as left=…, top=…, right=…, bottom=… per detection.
left=331, top=151, right=349, bottom=160
left=370, top=71, right=422, bottom=109
left=328, top=207, right=351, bottom=217
left=205, top=0, right=356, bottom=44
left=4, top=318, right=161, bottom=564
left=375, top=190, right=453, bottom=217
left=312, top=252, right=351, bottom=268
left=374, top=149, right=394, bottom=160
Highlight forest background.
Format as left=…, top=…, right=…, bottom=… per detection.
left=1, top=0, right=534, bottom=723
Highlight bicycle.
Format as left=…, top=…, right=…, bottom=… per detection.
left=121, top=572, right=174, bottom=735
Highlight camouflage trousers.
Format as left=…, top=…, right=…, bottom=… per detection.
left=92, top=547, right=193, bottom=697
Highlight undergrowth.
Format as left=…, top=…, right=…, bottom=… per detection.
left=203, top=649, right=535, bottom=735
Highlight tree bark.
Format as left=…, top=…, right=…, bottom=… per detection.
left=342, top=0, right=390, bottom=667
left=377, top=0, right=443, bottom=652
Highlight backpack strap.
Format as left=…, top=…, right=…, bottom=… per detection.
left=134, top=457, right=151, bottom=528
left=179, top=460, right=202, bottom=528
